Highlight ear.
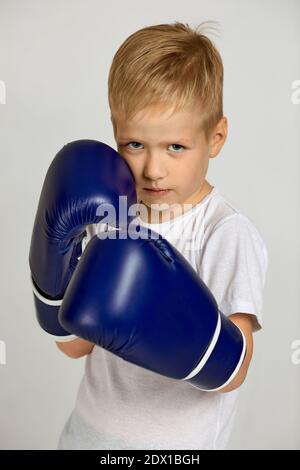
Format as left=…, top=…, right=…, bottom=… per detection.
left=110, top=115, right=117, bottom=137
left=209, top=117, right=228, bottom=158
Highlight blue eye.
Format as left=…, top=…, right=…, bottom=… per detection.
left=127, top=142, right=143, bottom=149
left=169, top=144, right=184, bottom=153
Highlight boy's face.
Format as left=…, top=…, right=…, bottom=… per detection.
left=112, top=105, right=227, bottom=223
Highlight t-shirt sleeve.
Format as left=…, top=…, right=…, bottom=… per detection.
left=198, top=214, right=268, bottom=332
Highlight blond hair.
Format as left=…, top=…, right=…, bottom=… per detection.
left=108, top=21, right=223, bottom=141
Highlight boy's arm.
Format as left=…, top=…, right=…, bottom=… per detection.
left=218, top=313, right=254, bottom=393
left=56, top=338, right=95, bottom=359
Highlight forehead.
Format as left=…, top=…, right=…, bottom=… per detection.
left=114, top=105, right=202, bottom=141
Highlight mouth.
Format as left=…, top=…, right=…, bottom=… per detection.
left=143, top=188, right=171, bottom=196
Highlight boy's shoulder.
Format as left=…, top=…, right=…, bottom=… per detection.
left=203, top=187, right=268, bottom=257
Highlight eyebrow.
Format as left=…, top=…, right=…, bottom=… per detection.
left=118, top=137, right=192, bottom=144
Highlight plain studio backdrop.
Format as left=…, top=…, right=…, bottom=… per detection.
left=0, top=0, right=299, bottom=450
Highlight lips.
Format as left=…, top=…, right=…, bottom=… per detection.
left=143, top=188, right=170, bottom=195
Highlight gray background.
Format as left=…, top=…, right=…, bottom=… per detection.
left=0, top=0, right=299, bottom=450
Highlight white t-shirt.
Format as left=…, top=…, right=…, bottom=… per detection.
left=57, top=186, right=268, bottom=450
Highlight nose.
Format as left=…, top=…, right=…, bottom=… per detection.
left=143, top=152, right=168, bottom=182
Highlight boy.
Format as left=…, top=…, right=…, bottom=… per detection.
left=51, top=22, right=267, bottom=449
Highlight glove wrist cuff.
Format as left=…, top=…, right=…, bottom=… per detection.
left=31, top=276, right=63, bottom=307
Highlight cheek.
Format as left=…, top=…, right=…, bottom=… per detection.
left=177, top=157, right=203, bottom=179
left=189, top=153, right=208, bottom=177
left=175, top=158, right=206, bottom=190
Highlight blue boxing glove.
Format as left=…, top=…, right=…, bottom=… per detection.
left=59, top=225, right=246, bottom=391
left=29, top=139, right=136, bottom=340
